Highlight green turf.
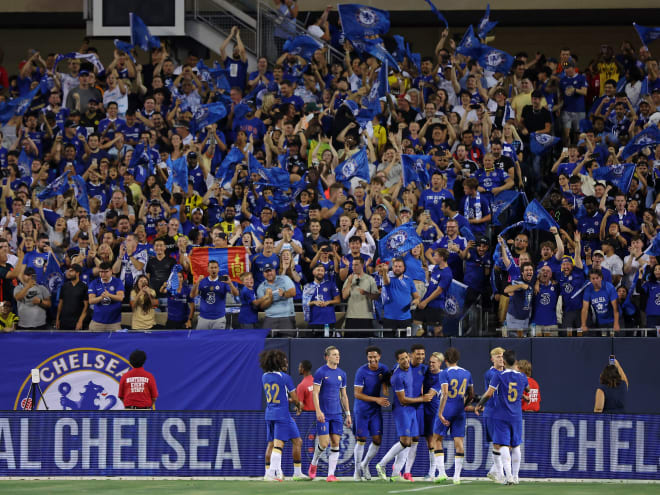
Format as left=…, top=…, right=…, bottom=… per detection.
left=1, top=480, right=658, bottom=495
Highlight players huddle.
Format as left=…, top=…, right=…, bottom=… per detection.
left=259, top=345, right=529, bottom=484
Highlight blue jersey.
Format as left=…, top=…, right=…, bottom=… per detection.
left=418, top=188, right=452, bottom=224
left=238, top=286, right=258, bottom=324
left=382, top=273, right=417, bottom=320
left=403, top=253, right=426, bottom=282
left=441, top=366, right=473, bottom=417
left=583, top=282, right=618, bottom=325
left=88, top=277, right=124, bottom=324
left=306, top=280, right=340, bottom=325
left=489, top=369, right=528, bottom=422
left=559, top=269, right=587, bottom=312
left=642, top=281, right=660, bottom=317
left=250, top=252, right=278, bottom=287
left=410, top=362, right=428, bottom=401
left=532, top=281, right=559, bottom=325
left=198, top=277, right=229, bottom=319
left=167, top=284, right=191, bottom=322
left=354, top=363, right=389, bottom=413
left=423, top=370, right=443, bottom=413
left=464, top=248, right=491, bottom=291
left=391, top=366, right=414, bottom=409
left=262, top=371, right=295, bottom=420
left=313, top=364, right=347, bottom=416
left=483, top=367, right=500, bottom=418
left=426, top=265, right=453, bottom=309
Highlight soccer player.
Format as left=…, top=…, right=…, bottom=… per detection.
left=476, top=349, right=530, bottom=485
left=309, top=346, right=351, bottom=482
left=353, top=346, right=390, bottom=481
left=432, top=348, right=473, bottom=485
left=423, top=352, right=445, bottom=481
left=375, top=350, right=433, bottom=482
left=482, top=347, right=505, bottom=480
left=398, top=344, right=428, bottom=481
left=259, top=349, right=308, bottom=481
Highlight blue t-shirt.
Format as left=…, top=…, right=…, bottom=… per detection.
left=441, top=366, right=473, bottom=417
left=354, top=363, right=389, bottom=414
left=483, top=367, right=500, bottom=418
left=464, top=248, right=491, bottom=291
left=559, top=73, right=588, bottom=113
left=508, top=282, right=534, bottom=320
left=559, top=269, right=587, bottom=312
left=313, top=364, right=347, bottom=416
left=88, top=277, right=125, bottom=324
left=489, top=369, right=528, bottom=422
left=476, top=169, right=508, bottom=193
left=251, top=253, right=279, bottom=287
left=532, top=281, right=559, bottom=325
left=418, top=188, right=453, bottom=224
left=319, top=199, right=343, bottom=226
left=642, top=281, right=660, bottom=317
left=382, top=273, right=417, bottom=320
left=582, top=281, right=618, bottom=325
left=423, top=370, right=443, bottom=414
left=460, top=194, right=491, bottom=235
left=434, top=236, right=466, bottom=281
left=239, top=286, right=259, bottom=324
left=224, top=57, right=248, bottom=90
left=403, top=253, right=426, bottom=282
left=22, top=251, right=49, bottom=285
left=391, top=366, right=413, bottom=409
left=306, top=280, right=340, bottom=325
left=426, top=265, right=453, bottom=309
left=262, top=371, right=295, bottom=420
left=167, top=284, right=191, bottom=322
left=198, top=277, right=229, bottom=319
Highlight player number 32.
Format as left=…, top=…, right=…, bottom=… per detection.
left=264, top=383, right=281, bottom=404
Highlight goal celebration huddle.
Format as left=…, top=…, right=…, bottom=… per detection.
left=259, top=345, right=531, bottom=484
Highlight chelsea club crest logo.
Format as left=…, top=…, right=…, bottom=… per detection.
left=357, top=7, right=377, bottom=27
left=14, top=348, right=131, bottom=410
left=387, top=230, right=408, bottom=250
left=535, top=134, right=553, bottom=145
left=342, top=159, right=357, bottom=178
left=445, top=296, right=459, bottom=316
left=485, top=50, right=504, bottom=67
left=525, top=212, right=539, bottom=224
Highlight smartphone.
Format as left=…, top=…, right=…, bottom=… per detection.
left=609, top=355, right=615, bottom=365
left=562, top=147, right=568, bottom=154
left=222, top=275, right=230, bottom=282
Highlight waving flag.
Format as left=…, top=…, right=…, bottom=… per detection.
left=190, top=247, right=248, bottom=283
left=379, top=224, right=423, bottom=261
left=530, top=133, right=560, bottom=155
left=478, top=47, right=514, bottom=74
left=423, top=0, right=449, bottom=27
left=189, top=102, right=228, bottom=135
left=210, top=62, right=231, bottom=91
left=113, top=39, right=136, bottom=62
left=492, top=190, right=524, bottom=226
left=592, top=163, right=636, bottom=193
left=645, top=235, right=660, bottom=257
left=633, top=23, right=660, bottom=47
left=54, top=52, right=104, bottom=73
left=233, top=103, right=250, bottom=121
left=621, top=125, right=660, bottom=159
left=444, top=280, right=468, bottom=318
left=357, top=39, right=400, bottom=72
left=402, top=154, right=431, bottom=187
left=523, top=199, right=559, bottom=230
left=45, top=253, right=64, bottom=306
left=166, top=155, right=188, bottom=191
left=477, top=4, right=498, bottom=39
left=130, top=13, right=160, bottom=51
left=166, top=264, right=183, bottom=296
left=503, top=85, right=515, bottom=122
left=38, top=74, right=55, bottom=95
left=456, top=25, right=483, bottom=59
left=129, top=143, right=154, bottom=173
left=0, top=86, right=40, bottom=125
left=37, top=172, right=70, bottom=201
left=338, top=4, right=391, bottom=39
left=257, top=165, right=290, bottom=190
left=335, top=148, right=370, bottom=186
left=71, top=174, right=90, bottom=213
left=17, top=150, right=32, bottom=177
left=283, top=35, right=322, bottom=61
left=215, top=147, right=244, bottom=183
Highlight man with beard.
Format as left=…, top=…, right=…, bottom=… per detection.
left=545, top=189, right=573, bottom=233
left=503, top=262, right=535, bottom=336
left=559, top=233, right=586, bottom=330
left=56, top=264, right=88, bottom=330
left=146, top=238, right=176, bottom=303
left=380, top=258, right=420, bottom=334
left=303, top=264, right=340, bottom=330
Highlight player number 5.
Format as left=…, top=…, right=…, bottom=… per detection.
left=508, top=382, right=517, bottom=402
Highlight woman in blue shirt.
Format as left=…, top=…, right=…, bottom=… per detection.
left=165, top=270, right=194, bottom=329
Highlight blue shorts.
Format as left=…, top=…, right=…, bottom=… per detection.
left=423, top=409, right=437, bottom=438
left=355, top=407, right=383, bottom=438
left=266, top=417, right=300, bottom=442
left=432, top=410, right=466, bottom=438
left=317, top=414, right=343, bottom=436
left=413, top=405, right=424, bottom=437
left=484, top=416, right=495, bottom=443
left=393, top=407, right=418, bottom=438
left=491, top=417, right=522, bottom=447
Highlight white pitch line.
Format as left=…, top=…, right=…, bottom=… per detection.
left=388, top=482, right=469, bottom=493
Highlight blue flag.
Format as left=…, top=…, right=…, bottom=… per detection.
left=215, top=147, right=244, bottom=183
left=423, top=0, right=449, bottom=27
left=189, top=102, right=228, bottom=136
left=621, top=125, right=660, bottom=159
left=257, top=166, right=290, bottom=190
left=167, top=265, right=183, bottom=296
left=17, top=150, right=32, bottom=177
left=210, top=62, right=231, bottom=91
left=130, top=13, right=161, bottom=51
left=113, top=39, right=136, bottom=62
left=401, top=154, right=431, bottom=187
left=248, top=152, right=263, bottom=176
left=45, top=253, right=64, bottom=306
left=38, top=75, right=55, bottom=95
left=444, top=280, right=468, bottom=318
left=334, top=148, right=370, bottom=185
left=592, top=163, right=636, bottom=193
left=645, top=235, right=660, bottom=257
left=338, top=4, right=391, bottom=39
left=456, top=25, right=483, bottom=59
left=478, top=47, right=514, bottom=74
left=354, top=39, right=399, bottom=72
left=54, top=52, right=104, bottom=73
left=523, top=199, right=560, bottom=231
left=379, top=224, right=424, bottom=261
left=0, top=86, right=40, bottom=125
left=530, top=133, right=560, bottom=155
left=166, top=155, right=188, bottom=191
left=233, top=103, right=250, bottom=121
left=71, top=174, right=90, bottom=213
left=633, top=23, right=660, bottom=47
left=283, top=35, right=322, bottom=61
left=492, top=190, right=523, bottom=226
left=477, top=4, right=498, bottom=39
left=393, top=35, right=407, bottom=63
left=37, top=172, right=70, bottom=201
left=377, top=60, right=389, bottom=98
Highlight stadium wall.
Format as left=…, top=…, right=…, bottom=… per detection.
left=0, top=410, right=657, bottom=479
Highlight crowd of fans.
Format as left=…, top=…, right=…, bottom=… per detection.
left=0, top=10, right=659, bottom=336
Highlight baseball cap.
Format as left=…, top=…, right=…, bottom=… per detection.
left=24, top=267, right=36, bottom=276
left=563, top=58, right=576, bottom=68
left=304, top=102, right=320, bottom=113
left=78, top=70, right=90, bottom=77
left=592, top=250, right=605, bottom=257
left=187, top=151, right=197, bottom=159
left=477, top=236, right=490, bottom=245
left=105, top=210, right=118, bottom=219
left=69, top=264, right=83, bottom=273
left=376, top=203, right=388, bottom=209
left=64, top=120, right=77, bottom=128
left=262, top=263, right=275, bottom=272
left=191, top=207, right=203, bottom=215
left=149, top=199, right=160, bottom=206
left=78, top=231, right=89, bottom=240
left=399, top=206, right=412, bottom=213
left=561, top=256, right=575, bottom=265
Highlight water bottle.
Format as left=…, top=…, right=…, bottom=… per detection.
left=323, top=324, right=330, bottom=338
left=501, top=321, right=507, bottom=337
left=530, top=323, right=537, bottom=337
left=405, top=326, right=412, bottom=337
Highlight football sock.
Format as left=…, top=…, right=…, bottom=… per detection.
left=354, top=440, right=365, bottom=468
left=270, top=447, right=282, bottom=477
left=511, top=446, right=521, bottom=479
left=454, top=452, right=464, bottom=479
left=435, top=449, right=446, bottom=475
left=328, top=448, right=340, bottom=476
left=404, top=441, right=418, bottom=474
left=493, top=450, right=503, bottom=477
left=392, top=446, right=410, bottom=476
left=362, top=442, right=380, bottom=466
left=293, top=462, right=303, bottom=476
left=380, top=441, right=406, bottom=466
left=500, top=448, right=513, bottom=480
left=427, top=447, right=436, bottom=476
left=311, top=443, right=325, bottom=466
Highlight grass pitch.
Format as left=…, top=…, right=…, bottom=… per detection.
left=1, top=479, right=658, bottom=495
